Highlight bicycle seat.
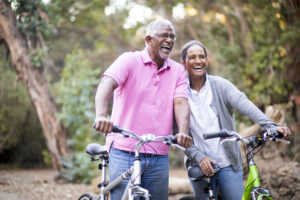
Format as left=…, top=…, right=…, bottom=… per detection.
left=86, top=143, right=107, bottom=156
left=188, top=164, right=220, bottom=181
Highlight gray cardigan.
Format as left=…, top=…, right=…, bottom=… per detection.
left=184, top=75, right=277, bottom=171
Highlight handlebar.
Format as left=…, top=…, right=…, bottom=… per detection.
left=108, top=125, right=185, bottom=151
left=203, top=129, right=233, bottom=139
left=203, top=128, right=289, bottom=147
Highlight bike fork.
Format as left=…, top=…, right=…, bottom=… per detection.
left=128, top=186, right=150, bottom=200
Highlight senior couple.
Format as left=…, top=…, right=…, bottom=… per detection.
left=94, top=19, right=291, bottom=200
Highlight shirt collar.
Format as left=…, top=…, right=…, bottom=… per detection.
left=141, top=48, right=170, bottom=70
left=188, top=73, right=210, bottom=94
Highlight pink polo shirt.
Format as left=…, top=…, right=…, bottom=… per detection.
left=103, top=48, right=188, bottom=155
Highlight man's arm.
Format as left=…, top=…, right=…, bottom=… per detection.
left=94, top=76, right=118, bottom=133
left=173, top=97, right=192, bottom=147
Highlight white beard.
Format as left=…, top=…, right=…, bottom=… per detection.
left=159, top=50, right=170, bottom=60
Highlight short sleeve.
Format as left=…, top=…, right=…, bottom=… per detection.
left=174, top=66, right=188, bottom=99
left=103, top=52, right=134, bottom=86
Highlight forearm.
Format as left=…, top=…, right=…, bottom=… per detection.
left=174, top=97, right=190, bottom=134
left=95, top=76, right=117, bottom=118
left=185, top=145, right=206, bottom=164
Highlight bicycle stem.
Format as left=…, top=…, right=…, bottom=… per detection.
left=131, top=142, right=144, bottom=186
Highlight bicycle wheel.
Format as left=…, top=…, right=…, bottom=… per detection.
left=78, top=193, right=94, bottom=200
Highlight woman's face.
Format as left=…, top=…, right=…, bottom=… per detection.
left=184, top=44, right=208, bottom=79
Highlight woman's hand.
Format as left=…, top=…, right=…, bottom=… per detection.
left=199, top=157, right=216, bottom=176
left=275, top=126, right=291, bottom=140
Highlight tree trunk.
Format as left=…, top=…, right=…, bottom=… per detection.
left=228, top=0, right=255, bottom=58
left=0, top=0, right=69, bottom=172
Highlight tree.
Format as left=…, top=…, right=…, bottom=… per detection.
left=0, top=0, right=69, bottom=172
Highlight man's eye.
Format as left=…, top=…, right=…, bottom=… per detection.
left=169, top=35, right=175, bottom=39
left=161, top=34, right=168, bottom=38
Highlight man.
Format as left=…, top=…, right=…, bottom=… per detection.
left=94, top=19, right=192, bottom=200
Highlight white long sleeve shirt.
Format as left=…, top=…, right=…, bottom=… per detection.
left=189, top=78, right=231, bottom=168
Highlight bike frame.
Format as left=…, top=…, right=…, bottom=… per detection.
left=242, top=154, right=273, bottom=200
left=95, top=144, right=151, bottom=200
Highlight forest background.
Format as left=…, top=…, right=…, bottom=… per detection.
left=0, top=0, right=299, bottom=188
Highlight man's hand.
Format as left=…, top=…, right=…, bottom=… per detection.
left=175, top=133, right=192, bottom=148
left=94, top=116, right=113, bottom=133
left=199, top=157, right=216, bottom=177
left=275, top=126, right=291, bottom=140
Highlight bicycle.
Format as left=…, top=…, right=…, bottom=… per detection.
left=78, top=125, right=184, bottom=200
left=201, top=128, right=290, bottom=200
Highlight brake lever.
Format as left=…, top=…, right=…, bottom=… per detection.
left=164, top=136, right=186, bottom=151
left=273, top=138, right=290, bottom=144
left=220, top=137, right=238, bottom=144
left=108, top=132, right=129, bottom=138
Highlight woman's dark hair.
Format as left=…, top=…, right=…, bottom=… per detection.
left=181, top=40, right=207, bottom=63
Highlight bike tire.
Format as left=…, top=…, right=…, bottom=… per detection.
left=78, top=193, right=94, bottom=200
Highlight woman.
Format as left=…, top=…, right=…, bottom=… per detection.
left=181, top=40, right=291, bottom=200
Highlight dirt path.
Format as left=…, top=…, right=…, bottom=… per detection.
left=0, top=168, right=192, bottom=200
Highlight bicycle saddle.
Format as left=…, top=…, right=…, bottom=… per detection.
left=86, top=143, right=107, bottom=156
left=188, top=164, right=220, bottom=181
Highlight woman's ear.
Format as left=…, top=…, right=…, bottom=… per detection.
left=180, top=60, right=187, bottom=69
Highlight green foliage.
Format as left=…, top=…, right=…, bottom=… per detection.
left=30, top=47, right=48, bottom=67
left=8, top=0, right=55, bottom=38
left=60, top=152, right=98, bottom=184
left=41, top=149, right=52, bottom=167
left=180, top=0, right=299, bottom=105
left=56, top=49, right=102, bottom=149
left=0, top=47, right=46, bottom=168
left=55, top=49, right=104, bottom=182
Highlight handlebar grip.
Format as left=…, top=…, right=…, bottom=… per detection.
left=112, top=125, right=123, bottom=133
left=203, top=130, right=230, bottom=139
left=93, top=123, right=123, bottom=133
left=171, top=137, right=177, bottom=144
left=268, top=128, right=283, bottom=139
left=188, top=163, right=220, bottom=180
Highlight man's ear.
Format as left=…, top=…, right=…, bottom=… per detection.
left=145, top=35, right=152, bottom=45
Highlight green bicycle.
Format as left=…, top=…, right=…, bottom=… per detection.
left=203, top=128, right=289, bottom=200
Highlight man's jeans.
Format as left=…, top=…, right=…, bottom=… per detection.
left=109, top=147, right=169, bottom=200
left=190, top=166, right=243, bottom=200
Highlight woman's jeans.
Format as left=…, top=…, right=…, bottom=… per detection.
left=190, top=166, right=243, bottom=200
left=109, top=147, right=169, bottom=200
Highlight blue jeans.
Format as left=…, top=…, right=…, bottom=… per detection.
left=190, top=166, right=243, bottom=200
left=109, top=147, right=169, bottom=200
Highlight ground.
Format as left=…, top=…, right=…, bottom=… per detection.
left=0, top=168, right=192, bottom=200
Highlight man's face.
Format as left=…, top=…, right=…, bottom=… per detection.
left=147, top=23, right=175, bottom=63
left=185, top=45, right=208, bottom=79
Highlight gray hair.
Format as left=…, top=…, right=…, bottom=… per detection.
left=181, top=40, right=207, bottom=63
left=145, top=19, right=175, bottom=37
